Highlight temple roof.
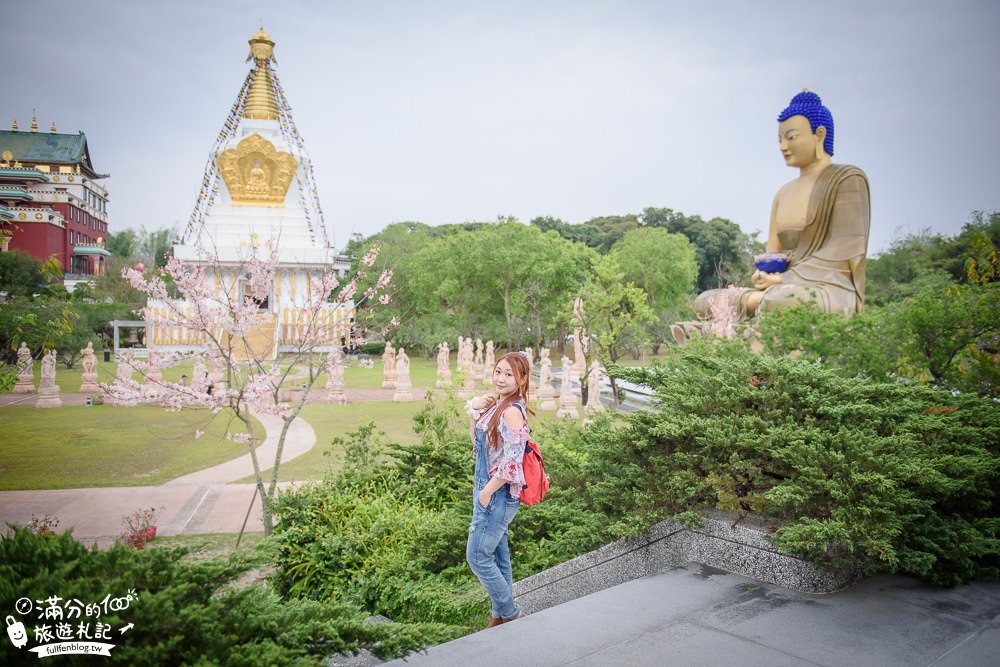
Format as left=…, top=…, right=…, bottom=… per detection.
left=0, top=130, right=105, bottom=177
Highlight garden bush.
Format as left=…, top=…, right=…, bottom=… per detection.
left=596, top=341, right=1000, bottom=586
left=271, top=393, right=612, bottom=629
left=0, top=526, right=455, bottom=666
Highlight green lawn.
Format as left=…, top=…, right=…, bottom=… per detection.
left=0, top=405, right=265, bottom=490
left=242, top=386, right=570, bottom=485
left=233, top=400, right=426, bottom=484
left=0, top=353, right=587, bottom=491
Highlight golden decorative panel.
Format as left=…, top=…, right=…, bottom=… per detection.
left=217, top=134, right=297, bottom=207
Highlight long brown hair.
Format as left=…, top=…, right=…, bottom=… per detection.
left=486, top=352, right=535, bottom=450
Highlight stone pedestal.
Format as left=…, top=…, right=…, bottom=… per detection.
left=382, top=369, right=397, bottom=390
left=538, top=386, right=557, bottom=411
left=326, top=383, right=348, bottom=404
left=436, top=369, right=452, bottom=388
left=13, top=373, right=35, bottom=394
left=79, top=372, right=99, bottom=393
left=393, top=377, right=414, bottom=402
left=36, top=382, right=62, bottom=408
left=457, top=365, right=475, bottom=399
left=556, top=395, right=579, bottom=419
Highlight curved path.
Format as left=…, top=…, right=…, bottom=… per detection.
left=0, top=397, right=321, bottom=548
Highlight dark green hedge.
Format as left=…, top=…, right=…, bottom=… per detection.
left=0, top=527, right=455, bottom=666
left=598, top=342, right=1000, bottom=586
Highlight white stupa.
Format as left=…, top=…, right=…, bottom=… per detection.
left=148, top=28, right=352, bottom=360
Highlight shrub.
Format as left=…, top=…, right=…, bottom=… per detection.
left=597, top=341, right=1000, bottom=586
left=359, top=341, right=386, bottom=356
left=0, top=526, right=455, bottom=666
left=271, top=392, right=612, bottom=628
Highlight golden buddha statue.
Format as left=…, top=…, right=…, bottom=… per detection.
left=690, top=90, right=870, bottom=327
left=246, top=159, right=270, bottom=194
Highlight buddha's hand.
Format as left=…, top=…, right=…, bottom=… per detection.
left=752, top=270, right=784, bottom=290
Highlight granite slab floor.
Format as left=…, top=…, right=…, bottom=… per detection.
left=385, top=562, right=1000, bottom=667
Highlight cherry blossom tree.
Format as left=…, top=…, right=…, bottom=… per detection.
left=101, top=242, right=391, bottom=534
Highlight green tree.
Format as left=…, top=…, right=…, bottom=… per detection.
left=107, top=228, right=138, bottom=257
left=0, top=249, right=46, bottom=297
left=576, top=253, right=656, bottom=407
left=530, top=214, right=640, bottom=254
left=0, top=298, right=78, bottom=364
left=894, top=279, right=1000, bottom=391
left=640, top=207, right=758, bottom=292
left=89, top=256, right=148, bottom=311
left=611, top=227, right=699, bottom=353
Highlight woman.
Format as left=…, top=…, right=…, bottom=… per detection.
left=465, top=352, right=534, bottom=628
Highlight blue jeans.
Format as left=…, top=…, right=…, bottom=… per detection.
left=467, top=476, right=521, bottom=620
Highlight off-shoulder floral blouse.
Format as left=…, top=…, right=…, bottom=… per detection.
left=475, top=401, right=529, bottom=499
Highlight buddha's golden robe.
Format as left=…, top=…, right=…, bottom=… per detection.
left=696, top=164, right=870, bottom=317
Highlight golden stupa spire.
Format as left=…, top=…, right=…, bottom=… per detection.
left=30, top=110, right=38, bottom=133
left=50, top=121, right=57, bottom=133
left=243, top=27, right=279, bottom=121
left=11, top=119, right=18, bottom=132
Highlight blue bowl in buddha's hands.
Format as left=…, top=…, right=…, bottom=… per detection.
left=755, top=253, right=790, bottom=273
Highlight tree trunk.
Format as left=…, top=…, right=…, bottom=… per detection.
left=503, top=286, right=514, bottom=350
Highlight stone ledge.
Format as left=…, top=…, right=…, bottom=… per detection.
left=513, top=510, right=856, bottom=613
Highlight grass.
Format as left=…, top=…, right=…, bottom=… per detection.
left=0, top=405, right=265, bottom=490
left=233, top=400, right=426, bottom=484
left=0, top=353, right=589, bottom=491
left=236, top=388, right=570, bottom=485
left=147, top=531, right=267, bottom=561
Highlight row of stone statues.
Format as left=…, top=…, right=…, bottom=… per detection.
left=377, top=341, right=414, bottom=402
left=13, top=341, right=101, bottom=408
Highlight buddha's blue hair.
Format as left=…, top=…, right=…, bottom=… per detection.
left=777, top=91, right=835, bottom=157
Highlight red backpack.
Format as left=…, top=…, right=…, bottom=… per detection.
left=520, top=440, right=550, bottom=506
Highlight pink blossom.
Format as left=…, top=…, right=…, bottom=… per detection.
left=360, top=241, right=382, bottom=267
left=379, top=294, right=391, bottom=305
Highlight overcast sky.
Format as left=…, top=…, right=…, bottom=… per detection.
left=6, top=0, right=999, bottom=254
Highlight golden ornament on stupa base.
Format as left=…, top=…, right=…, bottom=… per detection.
left=218, top=133, right=297, bottom=207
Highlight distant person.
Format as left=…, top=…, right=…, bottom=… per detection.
left=464, top=352, right=534, bottom=628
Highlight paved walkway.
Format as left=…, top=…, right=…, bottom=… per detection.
left=385, top=563, right=1000, bottom=667
left=0, top=398, right=321, bottom=547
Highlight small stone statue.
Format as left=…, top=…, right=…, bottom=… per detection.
left=458, top=336, right=476, bottom=398
left=483, top=341, right=495, bottom=387
left=381, top=341, right=397, bottom=389
left=146, top=347, right=163, bottom=384
left=473, top=338, right=485, bottom=381
left=393, top=347, right=414, bottom=402
left=556, top=354, right=579, bottom=419
left=13, top=341, right=35, bottom=393
left=80, top=341, right=99, bottom=393
left=586, top=360, right=604, bottom=415
left=36, top=349, right=62, bottom=408
left=436, top=342, right=452, bottom=388
left=190, top=352, right=207, bottom=392
left=326, top=345, right=348, bottom=404
left=537, top=347, right=557, bottom=411
left=117, top=349, right=135, bottom=383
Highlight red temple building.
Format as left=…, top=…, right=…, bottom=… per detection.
left=0, top=115, right=111, bottom=291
